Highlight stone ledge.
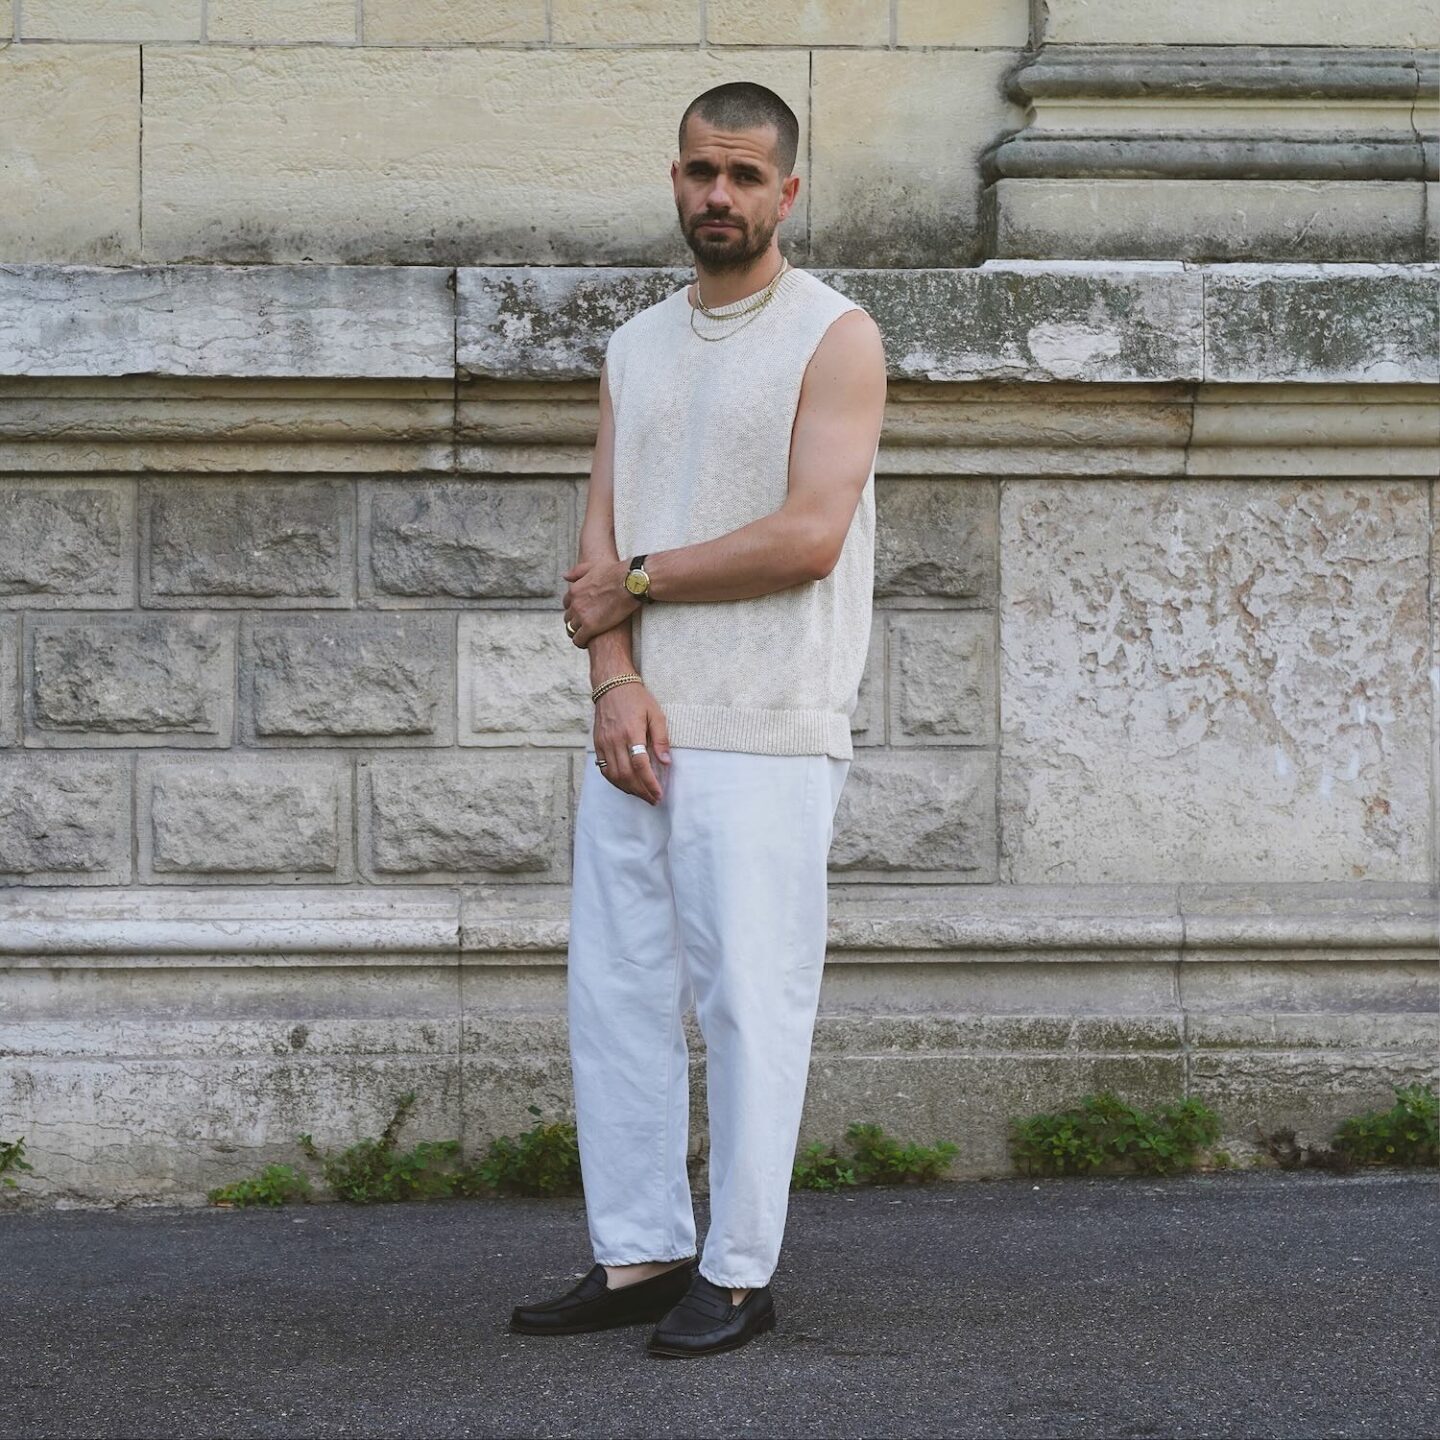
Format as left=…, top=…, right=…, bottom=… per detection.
left=2, top=883, right=1433, bottom=962
left=0, top=264, right=455, bottom=378
left=1, top=262, right=1434, bottom=386
left=1006, top=44, right=1436, bottom=102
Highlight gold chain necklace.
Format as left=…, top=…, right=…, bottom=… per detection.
left=688, top=259, right=790, bottom=342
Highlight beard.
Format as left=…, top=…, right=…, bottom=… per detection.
left=677, top=202, right=779, bottom=273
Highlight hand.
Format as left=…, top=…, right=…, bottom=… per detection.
left=592, top=682, right=671, bottom=805
left=563, top=557, right=640, bottom=647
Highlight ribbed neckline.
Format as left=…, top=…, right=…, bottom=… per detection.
left=685, top=263, right=800, bottom=318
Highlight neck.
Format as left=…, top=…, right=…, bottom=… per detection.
left=692, top=248, right=787, bottom=308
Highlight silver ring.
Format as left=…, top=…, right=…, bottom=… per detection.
left=629, top=742, right=647, bottom=755
left=595, top=757, right=607, bottom=767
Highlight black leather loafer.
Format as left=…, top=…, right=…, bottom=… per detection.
left=645, top=1271, right=777, bottom=1358
left=509, top=1259, right=699, bottom=1336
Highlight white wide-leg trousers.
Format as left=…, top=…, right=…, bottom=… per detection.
left=566, top=744, right=849, bottom=1290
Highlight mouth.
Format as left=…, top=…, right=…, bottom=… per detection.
left=697, top=220, right=739, bottom=231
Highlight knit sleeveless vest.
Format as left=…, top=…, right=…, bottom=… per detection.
left=602, top=265, right=876, bottom=760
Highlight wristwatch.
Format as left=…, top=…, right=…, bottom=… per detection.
left=624, top=553, right=654, bottom=603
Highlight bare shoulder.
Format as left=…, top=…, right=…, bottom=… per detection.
left=803, top=306, right=887, bottom=392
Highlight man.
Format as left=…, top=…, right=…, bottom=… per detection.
left=509, top=81, right=886, bottom=1359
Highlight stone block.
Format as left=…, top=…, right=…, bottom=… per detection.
left=552, top=0, right=699, bottom=43
left=0, top=885, right=462, bottom=959
left=875, top=478, right=995, bottom=600
left=826, top=265, right=1205, bottom=384
left=25, top=614, right=234, bottom=748
left=897, top=0, right=1029, bottom=45
left=459, top=268, right=689, bottom=379
left=708, top=0, right=887, bottom=44
left=0, top=265, right=455, bottom=379
left=1204, top=264, right=1439, bottom=384
left=0, top=755, right=131, bottom=883
left=362, top=0, right=547, bottom=42
left=999, top=478, right=1432, bottom=884
left=142, top=479, right=351, bottom=606
left=457, top=611, right=590, bottom=746
left=811, top=49, right=1026, bottom=266
left=872, top=382, right=1191, bottom=480
left=208, top=0, right=357, bottom=42
left=849, top=624, right=884, bottom=747
left=1041, top=0, right=1437, bottom=46
left=0, top=897, right=461, bottom=1084
left=459, top=264, right=1206, bottom=383
left=0, top=618, right=15, bottom=747
left=360, top=480, right=566, bottom=602
left=0, top=47, right=140, bottom=264
left=142, top=48, right=808, bottom=264
left=829, top=751, right=998, bottom=880
left=1186, top=1050, right=1437, bottom=1153
left=359, top=753, right=569, bottom=880
left=241, top=615, right=453, bottom=745
left=21, top=0, right=200, bottom=39
left=0, top=1053, right=460, bottom=1204
left=994, top=179, right=1429, bottom=265
left=887, top=610, right=996, bottom=745
left=140, top=757, right=352, bottom=881
left=0, top=481, right=134, bottom=608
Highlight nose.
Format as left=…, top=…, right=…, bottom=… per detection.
left=703, top=176, right=734, bottom=211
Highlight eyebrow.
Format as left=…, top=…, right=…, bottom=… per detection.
left=685, top=159, right=765, bottom=178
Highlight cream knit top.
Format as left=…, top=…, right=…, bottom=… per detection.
left=603, top=265, right=877, bottom=760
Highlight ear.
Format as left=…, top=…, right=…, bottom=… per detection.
left=778, top=173, right=801, bottom=221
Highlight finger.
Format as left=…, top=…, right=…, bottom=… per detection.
left=648, top=711, right=671, bottom=765
left=630, top=748, right=663, bottom=805
left=608, top=745, right=640, bottom=798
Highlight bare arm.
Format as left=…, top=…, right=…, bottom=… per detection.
left=642, top=308, right=887, bottom=600
left=575, top=360, right=636, bottom=689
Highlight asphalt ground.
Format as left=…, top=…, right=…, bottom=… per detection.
left=2, top=1169, right=1435, bottom=1440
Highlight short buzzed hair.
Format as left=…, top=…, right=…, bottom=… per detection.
left=678, top=82, right=800, bottom=177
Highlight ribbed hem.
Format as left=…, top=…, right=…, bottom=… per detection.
left=659, top=703, right=853, bottom=760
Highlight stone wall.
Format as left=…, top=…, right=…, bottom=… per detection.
left=0, top=260, right=1434, bottom=1203
left=1, top=0, right=1437, bottom=1204
left=2, top=3, right=1436, bottom=265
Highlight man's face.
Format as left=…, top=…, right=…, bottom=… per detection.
left=671, top=115, right=799, bottom=272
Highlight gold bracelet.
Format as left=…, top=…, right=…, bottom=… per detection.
left=591, top=672, right=642, bottom=704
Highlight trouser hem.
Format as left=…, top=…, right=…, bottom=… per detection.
left=699, top=1268, right=772, bottom=1289
left=595, top=1253, right=696, bottom=1265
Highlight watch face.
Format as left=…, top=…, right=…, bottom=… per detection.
left=625, top=571, right=647, bottom=595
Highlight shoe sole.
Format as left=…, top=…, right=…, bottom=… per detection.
left=509, top=1274, right=698, bottom=1336
left=645, top=1305, right=776, bottom=1358
left=509, top=1306, right=675, bottom=1336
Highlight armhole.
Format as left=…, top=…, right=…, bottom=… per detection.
left=602, top=332, right=621, bottom=416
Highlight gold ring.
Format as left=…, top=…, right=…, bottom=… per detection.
left=565, top=618, right=578, bottom=637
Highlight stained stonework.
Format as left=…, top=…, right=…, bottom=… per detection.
left=0, top=480, right=135, bottom=607
left=0, top=754, right=131, bottom=883
left=0, top=617, right=16, bottom=747
left=140, top=756, right=350, bottom=880
left=143, top=478, right=351, bottom=606
left=1000, top=478, right=1432, bottom=883
left=458, top=610, right=589, bottom=746
left=0, top=260, right=1433, bottom=1204
left=361, top=480, right=566, bottom=602
left=26, top=614, right=234, bottom=746
left=241, top=614, right=452, bottom=745
left=359, top=753, right=569, bottom=880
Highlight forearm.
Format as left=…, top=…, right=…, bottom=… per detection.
left=575, top=514, right=636, bottom=688
left=644, top=509, right=823, bottom=603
